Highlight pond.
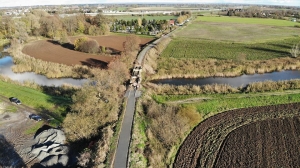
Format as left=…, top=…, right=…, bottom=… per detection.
left=0, top=56, right=87, bottom=86
left=151, top=71, right=300, bottom=88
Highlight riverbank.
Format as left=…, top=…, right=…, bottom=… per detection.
left=149, top=56, right=300, bottom=80
left=7, top=39, right=93, bottom=79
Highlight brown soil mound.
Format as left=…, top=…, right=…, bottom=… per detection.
left=22, top=35, right=153, bottom=66
left=173, top=103, right=300, bottom=168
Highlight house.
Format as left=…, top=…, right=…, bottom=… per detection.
left=169, top=19, right=175, bottom=26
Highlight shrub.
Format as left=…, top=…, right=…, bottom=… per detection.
left=59, top=31, right=70, bottom=44
left=177, top=105, right=202, bottom=128
left=74, top=37, right=88, bottom=51
left=74, top=37, right=99, bottom=54
left=101, top=46, right=106, bottom=53
left=81, top=39, right=99, bottom=54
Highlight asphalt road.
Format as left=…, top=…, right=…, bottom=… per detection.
left=113, top=89, right=136, bottom=168
left=113, top=30, right=175, bottom=168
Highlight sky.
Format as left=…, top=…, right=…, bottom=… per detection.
left=0, top=0, right=299, bottom=7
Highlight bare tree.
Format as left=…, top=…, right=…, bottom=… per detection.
left=123, top=34, right=141, bottom=53
left=290, top=43, right=299, bottom=58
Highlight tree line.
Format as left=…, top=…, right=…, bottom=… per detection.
left=0, top=9, right=112, bottom=43
left=222, top=7, right=300, bottom=20
left=112, top=17, right=170, bottom=34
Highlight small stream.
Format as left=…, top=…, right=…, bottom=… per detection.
left=152, top=71, right=300, bottom=88
left=0, top=56, right=87, bottom=86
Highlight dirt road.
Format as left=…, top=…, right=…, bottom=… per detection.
left=0, top=95, right=40, bottom=167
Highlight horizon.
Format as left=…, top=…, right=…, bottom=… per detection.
left=1, top=0, right=299, bottom=8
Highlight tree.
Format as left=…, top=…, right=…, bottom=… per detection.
left=123, top=34, right=141, bottom=53
left=290, top=43, right=299, bottom=58
left=39, top=15, right=62, bottom=39
left=63, top=68, right=122, bottom=141
left=77, top=21, right=85, bottom=34
left=142, top=18, right=147, bottom=26
left=59, top=30, right=70, bottom=44
left=92, top=14, right=110, bottom=35
left=1, top=16, right=15, bottom=38
left=88, top=25, right=100, bottom=35
left=25, top=13, right=40, bottom=35
left=31, top=9, right=49, bottom=17
left=63, top=16, right=77, bottom=35
left=137, top=17, right=142, bottom=27
left=74, top=37, right=88, bottom=51
left=14, top=20, right=29, bottom=43
left=74, top=37, right=99, bottom=53
left=81, top=39, right=99, bottom=53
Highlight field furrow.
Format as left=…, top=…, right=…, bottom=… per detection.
left=174, top=103, right=300, bottom=168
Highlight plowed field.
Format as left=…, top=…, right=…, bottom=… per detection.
left=173, top=103, right=300, bottom=168
left=22, top=35, right=153, bottom=66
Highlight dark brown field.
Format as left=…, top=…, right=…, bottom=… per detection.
left=173, top=103, right=300, bottom=168
left=22, top=35, right=153, bottom=66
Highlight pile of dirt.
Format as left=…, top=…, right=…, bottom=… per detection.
left=31, top=128, right=69, bottom=167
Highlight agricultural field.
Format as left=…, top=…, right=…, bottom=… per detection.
left=161, top=38, right=298, bottom=60
left=214, top=117, right=300, bottom=167
left=22, top=35, right=153, bottom=66
left=173, top=103, right=300, bottom=168
left=110, top=15, right=177, bottom=21
left=128, top=6, right=199, bottom=11
left=153, top=16, right=300, bottom=79
left=176, top=16, right=300, bottom=42
left=196, top=16, right=300, bottom=27
left=139, top=13, right=300, bottom=167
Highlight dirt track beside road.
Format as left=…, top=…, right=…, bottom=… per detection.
left=0, top=95, right=41, bottom=167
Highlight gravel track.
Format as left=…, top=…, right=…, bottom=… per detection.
left=0, top=95, right=41, bottom=166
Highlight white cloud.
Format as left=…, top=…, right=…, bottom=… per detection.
left=0, top=0, right=299, bottom=7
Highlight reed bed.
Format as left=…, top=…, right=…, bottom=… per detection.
left=8, top=40, right=92, bottom=79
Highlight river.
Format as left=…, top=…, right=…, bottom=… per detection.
left=0, top=56, right=87, bottom=86
left=152, top=71, right=300, bottom=88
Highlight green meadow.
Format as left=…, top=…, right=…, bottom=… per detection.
left=0, top=80, right=71, bottom=122
left=196, top=16, right=300, bottom=27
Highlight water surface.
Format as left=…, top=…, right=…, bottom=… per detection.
left=152, top=71, right=300, bottom=88
left=0, top=56, right=87, bottom=86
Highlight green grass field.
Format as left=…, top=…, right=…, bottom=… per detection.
left=153, top=90, right=300, bottom=118
left=0, top=80, right=71, bottom=122
left=175, top=21, right=300, bottom=43
left=196, top=16, right=300, bottom=27
left=154, top=15, right=300, bottom=78
left=160, top=37, right=298, bottom=61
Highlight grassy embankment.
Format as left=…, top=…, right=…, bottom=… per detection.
left=0, top=79, right=71, bottom=126
left=153, top=90, right=300, bottom=117
left=130, top=16, right=300, bottom=167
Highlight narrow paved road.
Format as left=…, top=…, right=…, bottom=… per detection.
left=113, top=29, right=177, bottom=168
left=113, top=89, right=136, bottom=168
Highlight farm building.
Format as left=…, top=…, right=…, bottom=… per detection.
left=169, top=19, right=175, bottom=26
